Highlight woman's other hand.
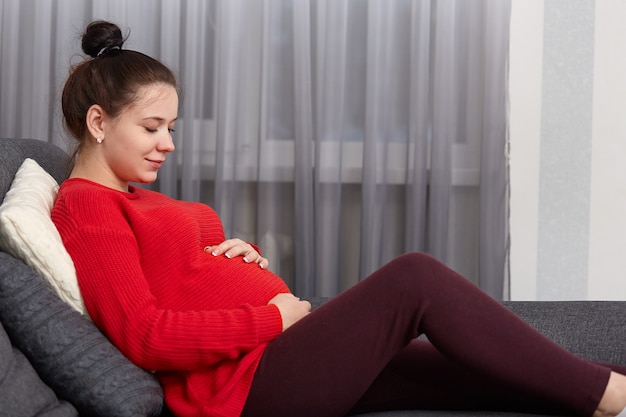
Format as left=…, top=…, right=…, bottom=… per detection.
left=268, top=293, right=311, bottom=331
left=205, top=238, right=269, bottom=269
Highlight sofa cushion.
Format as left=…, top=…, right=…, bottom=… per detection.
left=504, top=301, right=626, bottom=365
left=0, top=318, right=78, bottom=417
left=0, top=158, right=85, bottom=314
left=0, top=252, right=164, bottom=417
left=310, top=297, right=626, bottom=366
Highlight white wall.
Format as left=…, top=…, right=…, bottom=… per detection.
left=509, top=0, right=626, bottom=300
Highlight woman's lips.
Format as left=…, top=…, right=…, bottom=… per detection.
left=146, top=159, right=164, bottom=169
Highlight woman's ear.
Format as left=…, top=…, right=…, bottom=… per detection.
left=85, top=104, right=106, bottom=141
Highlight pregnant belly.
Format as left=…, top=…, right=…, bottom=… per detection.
left=150, top=254, right=290, bottom=311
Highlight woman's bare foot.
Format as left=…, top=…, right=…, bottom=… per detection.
left=594, top=372, right=626, bottom=417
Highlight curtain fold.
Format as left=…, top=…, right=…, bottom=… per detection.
left=292, top=0, right=317, bottom=296
left=404, top=0, right=431, bottom=255
left=0, top=0, right=512, bottom=299
left=430, top=0, right=455, bottom=264
left=478, top=0, right=512, bottom=299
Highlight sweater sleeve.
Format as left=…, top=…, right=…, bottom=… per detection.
left=61, top=225, right=283, bottom=372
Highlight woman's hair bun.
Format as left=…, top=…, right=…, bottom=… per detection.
left=81, top=20, right=126, bottom=58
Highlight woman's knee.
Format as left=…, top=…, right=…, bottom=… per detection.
left=387, top=252, right=442, bottom=279
left=367, top=252, right=443, bottom=295
left=393, top=252, right=440, bottom=269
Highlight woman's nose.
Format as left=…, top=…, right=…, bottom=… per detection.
left=159, top=132, right=175, bottom=153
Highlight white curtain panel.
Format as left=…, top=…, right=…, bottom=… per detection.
left=0, top=0, right=511, bottom=299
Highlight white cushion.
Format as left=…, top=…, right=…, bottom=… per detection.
left=0, top=158, right=86, bottom=315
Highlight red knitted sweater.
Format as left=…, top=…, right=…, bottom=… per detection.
left=51, top=178, right=290, bottom=417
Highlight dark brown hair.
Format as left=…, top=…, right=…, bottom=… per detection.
left=62, top=20, right=177, bottom=156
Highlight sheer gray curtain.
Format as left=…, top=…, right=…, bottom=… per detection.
left=0, top=0, right=511, bottom=299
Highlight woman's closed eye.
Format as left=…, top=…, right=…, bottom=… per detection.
left=144, top=122, right=175, bottom=134
left=144, top=126, right=175, bottom=134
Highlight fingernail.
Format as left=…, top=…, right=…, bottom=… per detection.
left=212, top=250, right=218, bottom=256
left=243, top=257, right=249, bottom=263
left=225, top=253, right=231, bottom=259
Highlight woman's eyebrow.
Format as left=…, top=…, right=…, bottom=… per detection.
left=142, top=116, right=178, bottom=123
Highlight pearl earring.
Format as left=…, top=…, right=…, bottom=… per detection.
left=96, top=137, right=103, bottom=144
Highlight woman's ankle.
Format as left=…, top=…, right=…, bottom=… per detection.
left=594, top=372, right=626, bottom=417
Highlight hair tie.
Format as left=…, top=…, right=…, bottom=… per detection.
left=97, top=45, right=121, bottom=57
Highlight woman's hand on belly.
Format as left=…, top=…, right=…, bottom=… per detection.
left=268, top=293, right=311, bottom=331
left=204, top=238, right=269, bottom=270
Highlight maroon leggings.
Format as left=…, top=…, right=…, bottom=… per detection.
left=241, top=252, right=624, bottom=417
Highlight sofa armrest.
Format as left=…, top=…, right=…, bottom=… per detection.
left=0, top=251, right=164, bottom=417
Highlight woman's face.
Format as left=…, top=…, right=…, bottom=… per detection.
left=100, top=83, right=178, bottom=191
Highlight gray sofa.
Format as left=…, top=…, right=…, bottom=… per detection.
left=0, top=138, right=624, bottom=417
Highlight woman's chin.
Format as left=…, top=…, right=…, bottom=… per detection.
left=136, top=173, right=158, bottom=185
